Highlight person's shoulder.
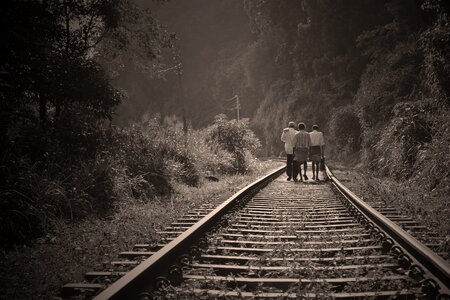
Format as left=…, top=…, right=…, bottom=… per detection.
left=283, top=128, right=289, bottom=132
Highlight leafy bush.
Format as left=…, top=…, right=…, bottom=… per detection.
left=366, top=102, right=432, bottom=179
left=0, top=149, right=117, bottom=244
left=408, top=103, right=450, bottom=194
left=328, top=106, right=362, bottom=161
left=420, top=2, right=450, bottom=104
left=109, top=118, right=202, bottom=197
left=111, top=125, right=172, bottom=197
left=206, top=114, right=261, bottom=174
left=356, top=29, right=422, bottom=128
left=188, top=128, right=236, bottom=175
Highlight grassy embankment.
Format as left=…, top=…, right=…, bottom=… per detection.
left=328, top=162, right=450, bottom=260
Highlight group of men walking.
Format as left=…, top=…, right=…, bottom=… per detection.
left=281, top=122, right=326, bottom=182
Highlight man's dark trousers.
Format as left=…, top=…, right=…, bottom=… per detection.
left=286, top=154, right=294, bottom=179
left=292, top=160, right=300, bottom=180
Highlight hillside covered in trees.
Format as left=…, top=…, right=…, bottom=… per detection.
left=118, top=0, right=449, bottom=191
left=239, top=0, right=450, bottom=191
left=236, top=0, right=449, bottom=173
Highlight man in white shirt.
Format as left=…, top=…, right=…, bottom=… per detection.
left=309, top=124, right=325, bottom=181
left=281, top=122, right=297, bottom=181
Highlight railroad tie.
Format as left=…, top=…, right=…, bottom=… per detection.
left=61, top=166, right=450, bottom=299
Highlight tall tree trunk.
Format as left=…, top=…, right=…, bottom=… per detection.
left=39, top=96, right=47, bottom=125
left=54, top=0, right=71, bottom=121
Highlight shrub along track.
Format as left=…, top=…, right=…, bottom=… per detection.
left=62, top=164, right=450, bottom=299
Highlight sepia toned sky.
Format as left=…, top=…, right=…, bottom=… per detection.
left=112, top=0, right=252, bottom=125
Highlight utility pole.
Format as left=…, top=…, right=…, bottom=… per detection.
left=236, top=95, right=240, bottom=121
left=175, top=62, right=188, bottom=148
left=156, top=56, right=187, bottom=148
left=224, top=94, right=240, bottom=121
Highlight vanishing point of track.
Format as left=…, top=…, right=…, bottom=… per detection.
left=63, top=163, right=450, bottom=299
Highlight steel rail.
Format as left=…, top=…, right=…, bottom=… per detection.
left=326, top=165, right=450, bottom=296
left=93, top=165, right=285, bottom=300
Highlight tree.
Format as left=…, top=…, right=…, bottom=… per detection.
left=0, top=0, right=176, bottom=244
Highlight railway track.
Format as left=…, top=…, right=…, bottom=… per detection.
left=62, top=164, right=450, bottom=299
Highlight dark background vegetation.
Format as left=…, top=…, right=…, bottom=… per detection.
left=1, top=0, right=449, bottom=249
left=0, top=0, right=261, bottom=245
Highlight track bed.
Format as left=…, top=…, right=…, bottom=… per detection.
left=62, top=165, right=450, bottom=299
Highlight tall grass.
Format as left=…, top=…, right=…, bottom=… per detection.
left=0, top=115, right=262, bottom=245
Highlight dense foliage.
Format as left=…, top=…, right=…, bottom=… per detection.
left=205, top=0, right=449, bottom=194
left=206, top=114, right=261, bottom=173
